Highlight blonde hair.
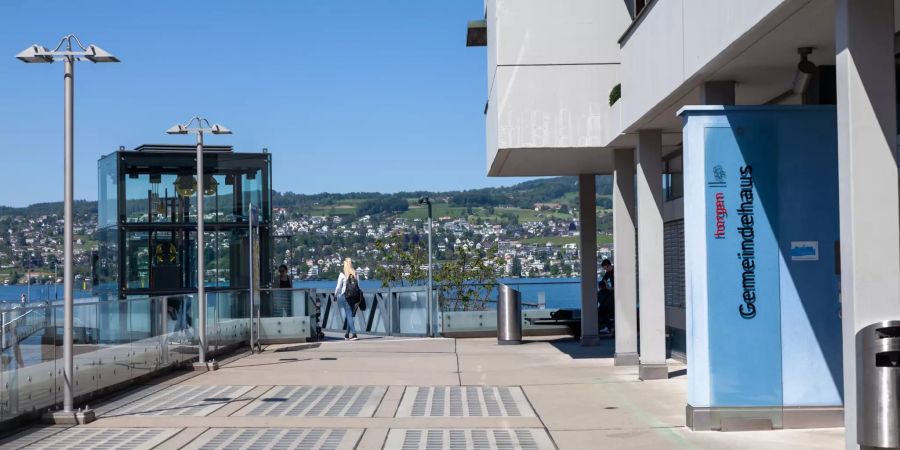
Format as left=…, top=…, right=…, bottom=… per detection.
left=343, top=258, right=357, bottom=278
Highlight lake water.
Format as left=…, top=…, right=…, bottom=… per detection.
left=0, top=277, right=583, bottom=310
left=0, top=277, right=582, bottom=368
left=0, top=284, right=92, bottom=304
left=293, top=277, right=582, bottom=310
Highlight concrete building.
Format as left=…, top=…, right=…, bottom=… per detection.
left=469, top=1, right=900, bottom=448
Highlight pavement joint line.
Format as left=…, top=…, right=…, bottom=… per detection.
left=349, top=427, right=365, bottom=449
left=372, top=384, right=390, bottom=417
left=390, top=386, right=404, bottom=418
left=455, top=351, right=462, bottom=386
left=518, top=384, right=561, bottom=450
left=156, top=427, right=207, bottom=450
left=377, top=428, right=390, bottom=450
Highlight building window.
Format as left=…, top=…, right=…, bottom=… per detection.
left=663, top=152, right=683, bottom=202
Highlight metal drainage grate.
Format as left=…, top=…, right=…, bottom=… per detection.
left=184, top=428, right=352, bottom=450
left=105, top=385, right=252, bottom=416
left=21, top=428, right=178, bottom=450
left=384, top=429, right=555, bottom=450
left=397, top=386, right=535, bottom=417
left=238, top=385, right=385, bottom=417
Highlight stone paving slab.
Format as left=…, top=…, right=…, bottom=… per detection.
left=181, top=428, right=362, bottom=450
left=396, top=386, right=535, bottom=417
left=384, top=428, right=556, bottom=450
left=523, top=379, right=687, bottom=431
left=83, top=415, right=545, bottom=429
left=0, top=426, right=70, bottom=449
left=103, top=385, right=255, bottom=417
left=14, top=427, right=180, bottom=450
left=234, top=385, right=386, bottom=417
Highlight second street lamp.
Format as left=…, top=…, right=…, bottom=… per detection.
left=418, top=196, right=434, bottom=336
left=167, top=117, right=231, bottom=370
left=16, top=34, right=119, bottom=424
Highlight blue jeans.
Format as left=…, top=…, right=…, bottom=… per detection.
left=340, top=296, right=357, bottom=336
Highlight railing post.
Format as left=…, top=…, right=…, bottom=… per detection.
left=158, top=296, right=167, bottom=367
left=1, top=311, right=7, bottom=350
left=388, top=288, right=394, bottom=336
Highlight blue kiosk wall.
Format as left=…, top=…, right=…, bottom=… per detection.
left=681, top=106, right=843, bottom=430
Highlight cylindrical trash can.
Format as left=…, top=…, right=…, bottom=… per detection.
left=857, top=320, right=900, bottom=448
left=497, top=284, right=522, bottom=345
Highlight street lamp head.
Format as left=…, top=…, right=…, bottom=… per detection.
left=210, top=124, right=232, bottom=135
left=166, top=124, right=188, bottom=135
left=84, top=45, right=120, bottom=63
left=418, top=196, right=431, bottom=205
left=16, top=45, right=53, bottom=63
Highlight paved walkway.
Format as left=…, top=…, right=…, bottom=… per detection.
left=0, top=335, right=844, bottom=449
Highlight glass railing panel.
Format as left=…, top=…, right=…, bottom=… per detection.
left=393, top=290, right=427, bottom=335
left=215, top=290, right=249, bottom=348
left=0, top=304, right=59, bottom=420
left=127, top=298, right=157, bottom=380
left=163, top=294, right=197, bottom=366
left=96, top=300, right=134, bottom=389
left=0, top=290, right=255, bottom=424
left=437, top=281, right=580, bottom=335
left=257, top=289, right=313, bottom=342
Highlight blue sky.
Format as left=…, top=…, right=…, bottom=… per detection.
left=0, top=1, right=532, bottom=207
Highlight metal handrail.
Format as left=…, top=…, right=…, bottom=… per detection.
left=0, top=288, right=254, bottom=312
left=2, top=308, right=39, bottom=328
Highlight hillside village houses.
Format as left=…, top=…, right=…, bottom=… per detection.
left=2, top=200, right=613, bottom=286
left=0, top=212, right=95, bottom=284
left=270, top=206, right=613, bottom=280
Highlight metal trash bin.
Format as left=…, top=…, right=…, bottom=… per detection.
left=497, top=284, right=522, bottom=345
left=857, top=320, right=900, bottom=448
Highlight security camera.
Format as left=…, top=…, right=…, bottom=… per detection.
left=418, top=196, right=431, bottom=205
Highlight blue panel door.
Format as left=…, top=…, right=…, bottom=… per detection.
left=704, top=125, right=783, bottom=407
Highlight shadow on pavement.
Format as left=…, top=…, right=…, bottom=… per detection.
left=546, top=336, right=615, bottom=359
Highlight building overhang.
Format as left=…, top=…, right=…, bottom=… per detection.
left=614, top=0, right=900, bottom=135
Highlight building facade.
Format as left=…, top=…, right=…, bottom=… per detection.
left=470, top=1, right=900, bottom=447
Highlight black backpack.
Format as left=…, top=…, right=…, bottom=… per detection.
left=345, top=274, right=361, bottom=301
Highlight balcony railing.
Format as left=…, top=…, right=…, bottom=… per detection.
left=0, top=291, right=250, bottom=424
left=0, top=279, right=583, bottom=424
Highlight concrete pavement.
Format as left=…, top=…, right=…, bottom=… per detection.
left=0, top=335, right=844, bottom=449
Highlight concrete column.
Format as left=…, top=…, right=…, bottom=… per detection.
left=579, top=174, right=600, bottom=346
left=613, top=149, right=639, bottom=366
left=636, top=130, right=667, bottom=380
left=835, top=1, right=900, bottom=448
left=700, top=81, right=735, bottom=105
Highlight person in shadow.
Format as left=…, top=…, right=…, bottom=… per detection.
left=598, top=259, right=614, bottom=334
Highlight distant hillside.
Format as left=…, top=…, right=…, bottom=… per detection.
left=0, top=176, right=612, bottom=218
left=273, top=176, right=612, bottom=215
left=0, top=200, right=97, bottom=217
left=0, top=176, right=614, bottom=283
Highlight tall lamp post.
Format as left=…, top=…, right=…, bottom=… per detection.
left=418, top=197, right=433, bottom=336
left=167, top=117, right=231, bottom=370
left=16, top=34, right=119, bottom=423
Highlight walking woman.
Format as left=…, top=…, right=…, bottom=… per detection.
left=333, top=258, right=361, bottom=340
